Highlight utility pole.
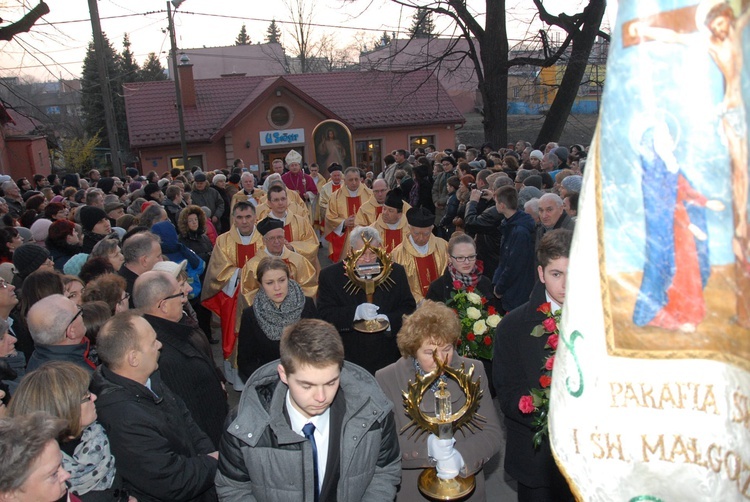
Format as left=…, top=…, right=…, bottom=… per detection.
left=167, top=0, right=189, bottom=171
left=87, top=0, right=122, bottom=176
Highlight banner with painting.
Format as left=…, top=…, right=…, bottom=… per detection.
left=550, top=0, right=750, bottom=500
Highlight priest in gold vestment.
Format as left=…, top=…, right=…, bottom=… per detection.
left=230, top=172, right=266, bottom=211
left=201, top=201, right=264, bottom=386
left=239, top=217, right=317, bottom=310
left=371, top=188, right=411, bottom=253
left=355, top=178, right=389, bottom=226
left=324, top=166, right=372, bottom=262
left=391, top=207, right=449, bottom=303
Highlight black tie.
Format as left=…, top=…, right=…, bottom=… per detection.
left=302, top=422, right=319, bottom=502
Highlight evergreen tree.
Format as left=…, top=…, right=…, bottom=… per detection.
left=266, top=18, right=282, bottom=45
left=80, top=33, right=128, bottom=150
left=120, top=33, right=140, bottom=84
left=408, top=8, right=435, bottom=39
left=235, top=24, right=251, bottom=45
left=139, top=53, right=168, bottom=81
left=380, top=31, right=392, bottom=46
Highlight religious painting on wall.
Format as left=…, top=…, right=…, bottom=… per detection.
left=312, top=119, right=354, bottom=170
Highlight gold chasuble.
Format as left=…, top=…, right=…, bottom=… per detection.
left=318, top=181, right=341, bottom=219
left=201, top=227, right=264, bottom=360
left=324, top=184, right=372, bottom=262
left=391, top=234, right=449, bottom=302
left=354, top=197, right=383, bottom=226
left=254, top=196, right=309, bottom=221
left=230, top=188, right=266, bottom=212
left=239, top=247, right=318, bottom=311
left=263, top=212, right=319, bottom=270
left=371, top=214, right=411, bottom=254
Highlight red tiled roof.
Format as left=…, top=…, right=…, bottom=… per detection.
left=124, top=71, right=465, bottom=149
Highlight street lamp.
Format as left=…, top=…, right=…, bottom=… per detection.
left=167, top=0, right=189, bottom=171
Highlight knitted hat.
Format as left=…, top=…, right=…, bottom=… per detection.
left=128, top=181, right=142, bottom=193
left=529, top=150, right=544, bottom=161
left=523, top=175, right=543, bottom=190
left=561, top=175, right=583, bottom=194
left=97, top=177, right=115, bottom=194
left=126, top=167, right=139, bottom=178
left=30, top=218, right=52, bottom=243
left=518, top=186, right=543, bottom=208
left=12, top=244, right=50, bottom=279
left=406, top=207, right=435, bottom=228
left=143, top=183, right=161, bottom=197
left=256, top=217, right=284, bottom=236
left=553, top=146, right=570, bottom=164
left=79, top=205, right=109, bottom=232
left=63, top=252, right=89, bottom=277
left=193, top=172, right=207, bottom=182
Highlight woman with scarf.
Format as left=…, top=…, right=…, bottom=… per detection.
left=236, top=257, right=317, bottom=383
left=8, top=361, right=132, bottom=501
left=375, top=301, right=502, bottom=502
left=425, top=233, right=498, bottom=310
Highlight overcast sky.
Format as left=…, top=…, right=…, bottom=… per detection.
left=0, top=0, right=614, bottom=81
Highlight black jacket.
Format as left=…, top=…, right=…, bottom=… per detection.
left=47, top=240, right=83, bottom=271
left=493, top=210, right=537, bottom=312
left=317, top=261, right=416, bottom=375
left=143, top=314, right=228, bottom=447
left=117, top=265, right=139, bottom=308
left=493, top=282, right=569, bottom=494
left=179, top=232, right=213, bottom=264
left=90, top=366, right=218, bottom=502
left=463, top=200, right=503, bottom=279
left=425, top=268, right=501, bottom=313
left=237, top=296, right=317, bottom=383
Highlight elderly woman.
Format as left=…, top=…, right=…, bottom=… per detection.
left=0, top=413, right=73, bottom=502
left=375, top=301, right=502, bottom=501
left=0, top=318, right=24, bottom=395
left=237, top=257, right=317, bottom=383
left=177, top=205, right=212, bottom=264
left=89, top=237, right=125, bottom=273
left=9, top=363, right=130, bottom=501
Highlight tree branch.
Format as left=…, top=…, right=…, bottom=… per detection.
left=0, top=1, right=50, bottom=42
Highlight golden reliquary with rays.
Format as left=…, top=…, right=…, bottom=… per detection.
left=401, top=353, right=486, bottom=500
left=343, top=235, right=395, bottom=333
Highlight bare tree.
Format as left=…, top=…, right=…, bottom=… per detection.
left=0, top=1, right=50, bottom=42
left=353, top=0, right=609, bottom=147
left=282, top=0, right=331, bottom=73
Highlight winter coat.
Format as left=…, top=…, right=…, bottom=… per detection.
left=179, top=231, right=212, bottom=264
left=190, top=187, right=225, bottom=228
left=151, top=221, right=202, bottom=269
left=493, top=210, right=537, bottom=312
left=90, top=366, right=218, bottom=502
left=463, top=201, right=503, bottom=280
left=215, top=360, right=401, bottom=502
left=47, top=240, right=83, bottom=271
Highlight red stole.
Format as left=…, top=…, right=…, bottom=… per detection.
left=236, top=242, right=256, bottom=268
left=347, top=196, right=363, bottom=216
left=415, top=254, right=438, bottom=298
left=375, top=205, right=383, bottom=218
left=284, top=223, right=294, bottom=243
left=332, top=183, right=342, bottom=192
left=384, top=228, right=403, bottom=253
left=327, top=194, right=363, bottom=262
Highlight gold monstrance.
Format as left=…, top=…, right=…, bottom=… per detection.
left=401, top=353, right=486, bottom=500
left=343, top=235, right=395, bottom=333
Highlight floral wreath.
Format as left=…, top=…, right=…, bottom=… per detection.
left=518, top=301, right=560, bottom=448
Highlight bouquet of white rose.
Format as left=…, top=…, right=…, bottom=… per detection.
left=445, top=285, right=501, bottom=360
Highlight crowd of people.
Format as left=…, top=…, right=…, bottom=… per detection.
left=0, top=138, right=584, bottom=501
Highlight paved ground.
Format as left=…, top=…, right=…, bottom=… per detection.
left=209, top=243, right=519, bottom=500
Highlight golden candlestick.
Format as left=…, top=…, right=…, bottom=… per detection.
left=401, top=353, right=486, bottom=500
left=343, top=235, right=395, bottom=333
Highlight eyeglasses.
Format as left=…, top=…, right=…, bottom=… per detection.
left=80, top=393, right=92, bottom=403
left=119, top=292, right=131, bottom=303
left=450, top=255, right=477, bottom=263
left=0, top=279, right=8, bottom=289
left=67, top=307, right=83, bottom=332
left=160, top=291, right=185, bottom=304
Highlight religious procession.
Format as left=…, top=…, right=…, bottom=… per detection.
left=1, top=0, right=749, bottom=501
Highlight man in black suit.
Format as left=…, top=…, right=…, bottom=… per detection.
left=493, top=229, right=574, bottom=502
left=317, top=226, right=416, bottom=375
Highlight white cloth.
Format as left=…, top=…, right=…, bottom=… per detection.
left=408, top=235, right=429, bottom=255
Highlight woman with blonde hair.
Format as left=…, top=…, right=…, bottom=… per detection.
left=8, top=362, right=131, bottom=501
left=375, top=301, right=502, bottom=501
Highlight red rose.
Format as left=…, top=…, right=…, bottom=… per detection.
left=481, top=297, right=488, bottom=304
left=467, top=286, right=475, bottom=293
left=547, top=334, right=559, bottom=350
left=452, top=280, right=463, bottom=290
left=537, top=302, right=552, bottom=315
left=545, top=356, right=555, bottom=371
left=539, top=375, right=552, bottom=388
left=487, top=306, right=497, bottom=315
left=456, top=339, right=462, bottom=345
left=518, top=395, right=535, bottom=414
left=483, top=336, right=492, bottom=346
left=466, top=332, right=475, bottom=342
left=542, top=317, right=557, bottom=333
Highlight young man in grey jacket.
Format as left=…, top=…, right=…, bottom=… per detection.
left=216, top=318, right=401, bottom=501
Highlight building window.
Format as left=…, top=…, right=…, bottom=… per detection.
left=170, top=155, right=204, bottom=171
left=355, top=139, right=382, bottom=175
left=268, top=104, right=293, bottom=129
left=409, top=135, right=434, bottom=152
left=46, top=106, right=60, bottom=115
